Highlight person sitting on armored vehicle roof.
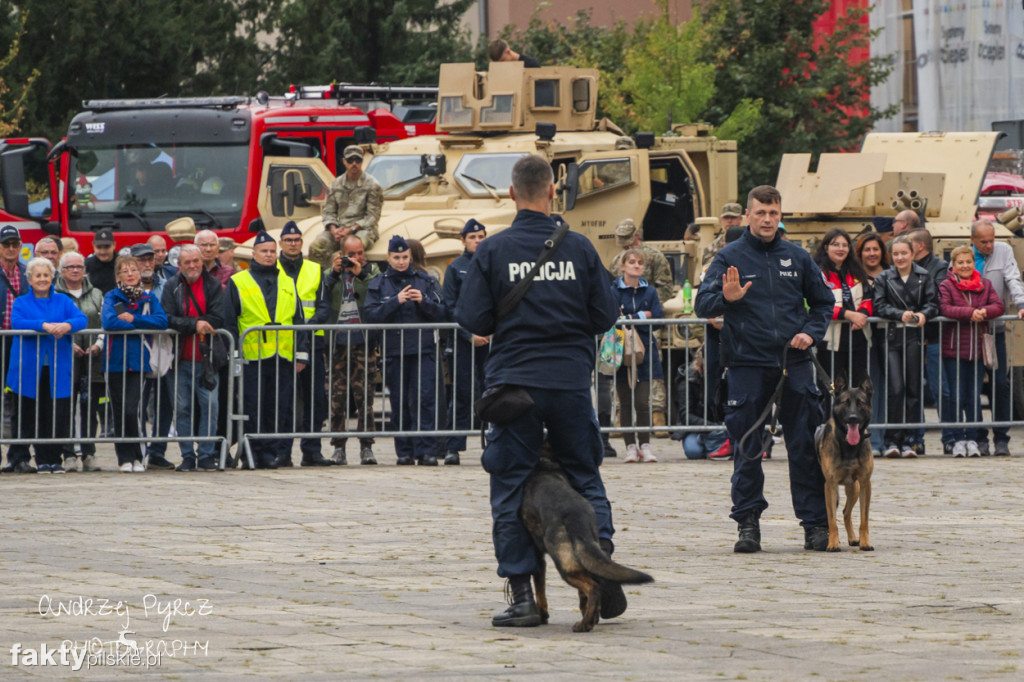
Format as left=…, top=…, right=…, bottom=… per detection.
left=314, top=145, right=383, bottom=263
left=488, top=39, right=540, bottom=68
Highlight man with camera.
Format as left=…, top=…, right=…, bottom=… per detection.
left=313, top=145, right=383, bottom=263
left=161, top=244, right=230, bottom=471
left=315, top=235, right=381, bottom=465
left=278, top=221, right=335, bottom=467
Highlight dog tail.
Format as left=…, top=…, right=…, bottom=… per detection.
left=577, top=540, right=654, bottom=584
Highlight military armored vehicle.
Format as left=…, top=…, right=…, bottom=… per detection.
left=245, top=61, right=738, bottom=315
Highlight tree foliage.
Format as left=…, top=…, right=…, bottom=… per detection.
left=0, top=7, right=36, bottom=136
left=699, top=0, right=897, bottom=195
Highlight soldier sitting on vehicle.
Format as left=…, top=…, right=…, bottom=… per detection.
left=315, top=145, right=383, bottom=259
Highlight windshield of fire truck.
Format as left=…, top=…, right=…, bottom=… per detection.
left=67, top=143, right=248, bottom=232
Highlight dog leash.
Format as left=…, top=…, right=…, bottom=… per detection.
left=735, top=346, right=835, bottom=462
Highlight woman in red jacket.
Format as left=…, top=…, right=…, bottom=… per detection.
left=938, top=245, right=1004, bottom=457
left=813, top=228, right=873, bottom=389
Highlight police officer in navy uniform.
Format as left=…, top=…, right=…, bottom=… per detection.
left=364, top=235, right=447, bottom=465
left=226, top=231, right=309, bottom=469
left=277, top=220, right=334, bottom=467
left=441, top=218, right=490, bottom=466
left=455, top=155, right=624, bottom=628
left=694, top=185, right=835, bottom=553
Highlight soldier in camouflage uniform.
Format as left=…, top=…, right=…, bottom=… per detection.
left=312, top=145, right=383, bottom=266
left=314, top=235, right=381, bottom=465
left=606, top=219, right=677, bottom=434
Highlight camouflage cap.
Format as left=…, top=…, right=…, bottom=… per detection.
left=614, top=218, right=639, bottom=245
left=720, top=202, right=743, bottom=218
left=614, top=136, right=636, bottom=150
left=343, top=145, right=364, bottom=161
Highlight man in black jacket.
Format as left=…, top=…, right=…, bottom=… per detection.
left=456, top=155, right=623, bottom=628
left=695, top=185, right=835, bottom=554
left=161, top=244, right=230, bottom=471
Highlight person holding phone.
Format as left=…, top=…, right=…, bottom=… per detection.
left=872, top=235, right=939, bottom=458
left=102, top=255, right=168, bottom=472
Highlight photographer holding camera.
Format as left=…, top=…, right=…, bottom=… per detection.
left=315, top=235, right=382, bottom=465
left=161, top=244, right=230, bottom=471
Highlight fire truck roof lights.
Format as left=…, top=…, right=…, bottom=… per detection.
left=82, top=96, right=249, bottom=111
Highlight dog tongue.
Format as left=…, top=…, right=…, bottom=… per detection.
left=846, top=424, right=861, bottom=446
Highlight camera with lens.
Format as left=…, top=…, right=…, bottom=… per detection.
left=340, top=255, right=355, bottom=269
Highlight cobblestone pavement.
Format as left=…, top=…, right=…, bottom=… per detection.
left=1, top=428, right=1022, bottom=680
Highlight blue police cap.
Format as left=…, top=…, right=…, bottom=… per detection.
left=281, top=221, right=301, bottom=237
left=461, top=219, right=486, bottom=237
left=253, top=231, right=276, bottom=246
left=388, top=235, right=409, bottom=253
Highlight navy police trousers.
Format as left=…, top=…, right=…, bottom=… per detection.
left=482, top=387, right=614, bottom=578
left=723, top=361, right=827, bottom=528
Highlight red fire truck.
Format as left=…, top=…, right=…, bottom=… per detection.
left=0, top=83, right=437, bottom=260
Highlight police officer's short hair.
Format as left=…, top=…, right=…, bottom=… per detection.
left=489, top=39, right=509, bottom=61
left=747, top=185, right=782, bottom=208
left=511, top=155, right=554, bottom=203
left=908, top=228, right=932, bottom=253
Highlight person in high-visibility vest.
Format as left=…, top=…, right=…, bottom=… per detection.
left=277, top=220, right=335, bottom=467
left=225, top=231, right=309, bottom=469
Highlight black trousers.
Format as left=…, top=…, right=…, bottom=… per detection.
left=108, top=371, right=144, bottom=465
left=15, top=367, right=70, bottom=467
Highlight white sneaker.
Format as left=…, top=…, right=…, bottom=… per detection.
left=966, top=440, right=981, bottom=457
left=64, top=456, right=78, bottom=472
left=900, top=444, right=917, bottom=458
left=119, top=462, right=133, bottom=473
left=952, top=441, right=967, bottom=458
left=884, top=444, right=901, bottom=458
left=82, top=454, right=101, bottom=472
left=132, top=460, right=145, bottom=472
left=639, top=443, right=658, bottom=463
left=624, top=444, right=640, bottom=463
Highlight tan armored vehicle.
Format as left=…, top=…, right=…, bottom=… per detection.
left=243, top=61, right=738, bottom=316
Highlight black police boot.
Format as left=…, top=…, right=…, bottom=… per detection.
left=804, top=526, right=829, bottom=551
left=734, top=514, right=761, bottom=553
left=491, top=575, right=541, bottom=627
left=598, top=413, right=617, bottom=458
left=597, top=538, right=627, bottom=619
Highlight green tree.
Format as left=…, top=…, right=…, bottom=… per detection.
left=700, top=0, right=896, bottom=195
left=0, top=0, right=270, bottom=141
left=267, top=0, right=475, bottom=91
left=0, top=8, right=35, bottom=136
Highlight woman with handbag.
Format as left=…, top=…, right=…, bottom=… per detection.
left=102, top=255, right=168, bottom=472
left=611, top=248, right=664, bottom=463
left=937, top=245, right=1004, bottom=457
left=7, top=258, right=88, bottom=473
left=873, top=236, right=939, bottom=458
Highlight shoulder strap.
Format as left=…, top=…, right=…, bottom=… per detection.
left=181, top=278, right=207, bottom=316
left=495, top=217, right=571, bottom=321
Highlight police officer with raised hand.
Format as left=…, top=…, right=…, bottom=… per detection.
left=277, top=221, right=334, bottom=467
left=441, top=219, right=490, bottom=466
left=226, top=231, right=309, bottom=469
left=455, top=155, right=623, bottom=628
left=695, top=185, right=835, bottom=554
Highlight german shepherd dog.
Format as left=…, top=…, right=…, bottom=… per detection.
left=520, top=445, right=653, bottom=632
left=814, top=376, right=874, bottom=552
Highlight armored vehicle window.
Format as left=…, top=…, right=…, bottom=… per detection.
left=365, top=155, right=426, bottom=197
left=440, top=97, right=472, bottom=127
left=266, top=163, right=328, bottom=218
left=454, top=153, right=529, bottom=197
left=577, top=158, right=631, bottom=197
left=533, top=80, right=559, bottom=109
left=572, top=79, right=591, bottom=113
left=480, top=94, right=515, bottom=125
left=642, top=157, right=695, bottom=241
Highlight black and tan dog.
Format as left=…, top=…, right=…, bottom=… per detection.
left=814, top=376, right=874, bottom=552
left=520, top=445, right=653, bottom=632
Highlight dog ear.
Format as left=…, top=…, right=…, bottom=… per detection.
left=833, top=372, right=847, bottom=394
left=859, top=377, right=873, bottom=399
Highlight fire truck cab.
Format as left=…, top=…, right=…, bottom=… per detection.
left=0, top=84, right=437, bottom=261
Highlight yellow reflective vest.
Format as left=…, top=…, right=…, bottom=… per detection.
left=279, top=258, right=323, bottom=336
left=233, top=269, right=298, bottom=361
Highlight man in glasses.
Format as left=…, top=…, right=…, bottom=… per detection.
left=0, top=225, right=32, bottom=473
left=195, top=229, right=234, bottom=289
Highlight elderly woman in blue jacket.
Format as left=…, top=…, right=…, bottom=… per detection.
left=102, top=254, right=168, bottom=472
left=612, top=248, right=664, bottom=463
left=7, top=257, right=88, bottom=473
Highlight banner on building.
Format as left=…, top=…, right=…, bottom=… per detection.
left=914, top=0, right=1024, bottom=133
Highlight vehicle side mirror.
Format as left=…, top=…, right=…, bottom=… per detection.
left=353, top=126, right=376, bottom=145
left=0, top=146, right=31, bottom=217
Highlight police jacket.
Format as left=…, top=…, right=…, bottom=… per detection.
left=443, top=249, right=475, bottom=343
left=225, top=261, right=309, bottom=362
left=455, top=209, right=619, bottom=390
left=364, top=266, right=445, bottom=356
left=872, top=263, right=939, bottom=342
left=694, top=227, right=833, bottom=368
